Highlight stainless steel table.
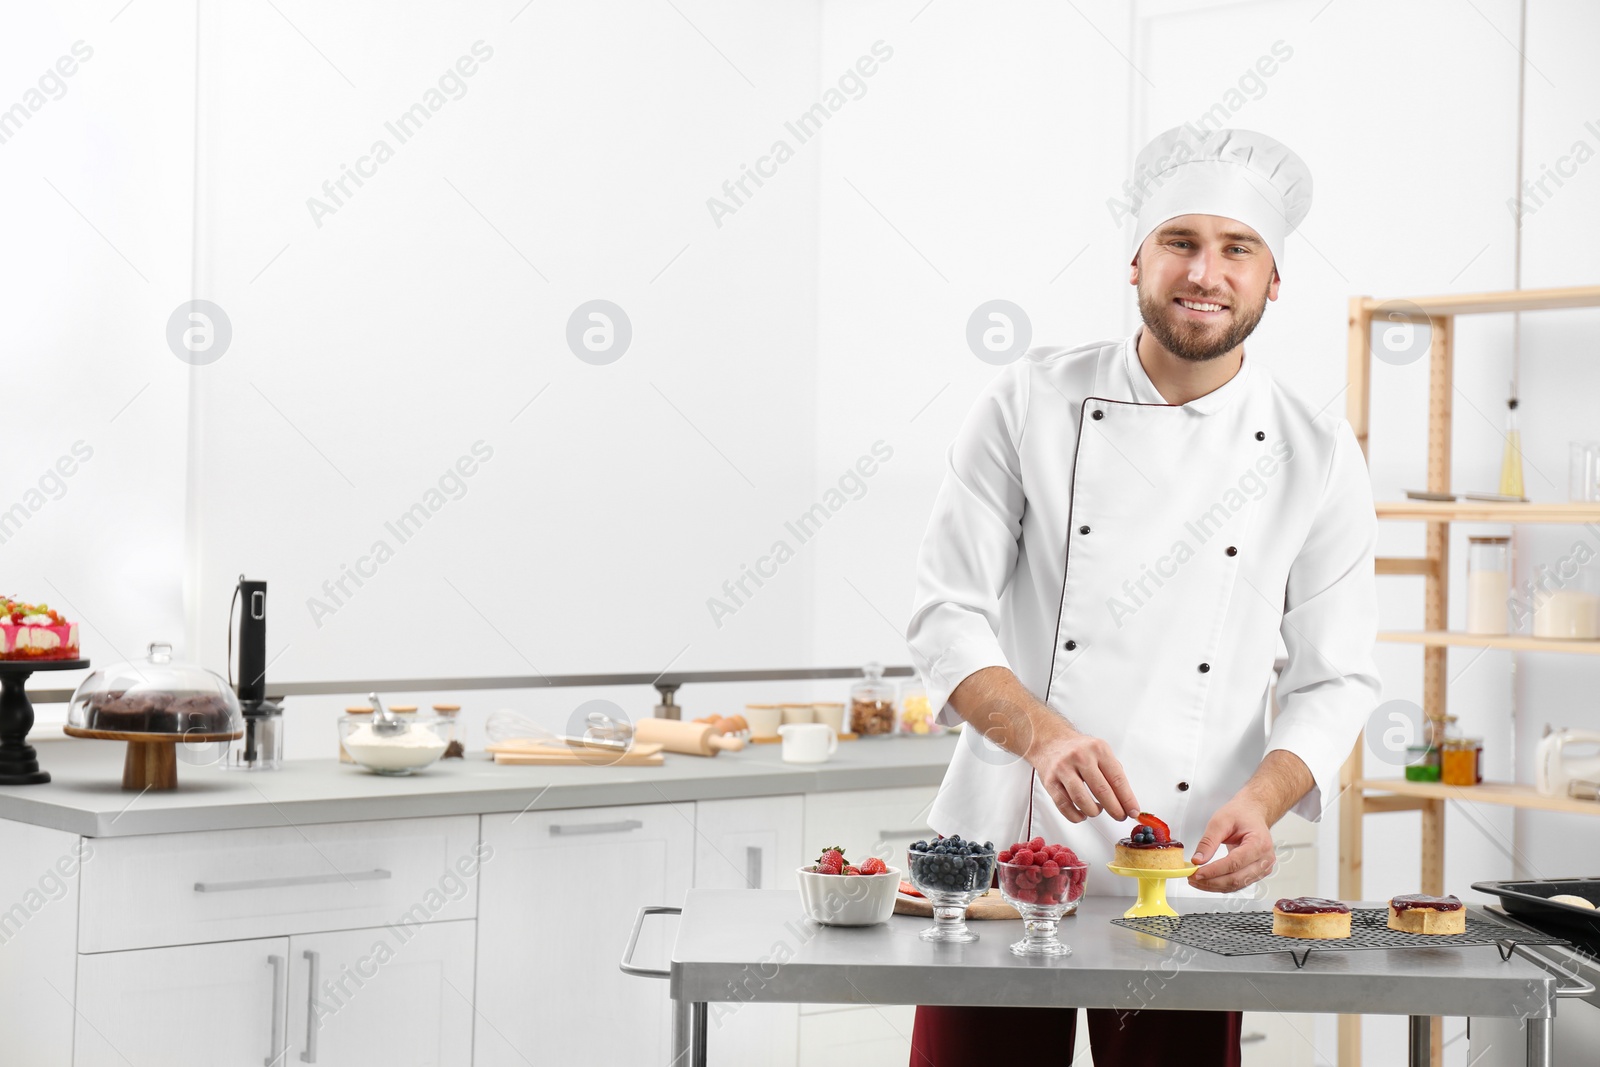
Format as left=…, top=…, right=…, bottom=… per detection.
left=624, top=889, right=1592, bottom=1067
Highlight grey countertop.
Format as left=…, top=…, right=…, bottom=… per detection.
left=0, top=734, right=958, bottom=838
left=667, top=890, right=1560, bottom=1019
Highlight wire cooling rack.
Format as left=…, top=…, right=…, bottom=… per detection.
left=1112, top=908, right=1569, bottom=968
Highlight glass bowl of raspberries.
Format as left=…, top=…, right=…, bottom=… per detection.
left=797, top=847, right=900, bottom=926
left=996, top=838, right=1088, bottom=957
left=906, top=836, right=998, bottom=943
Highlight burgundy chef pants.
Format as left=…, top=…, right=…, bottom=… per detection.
left=909, top=1004, right=1241, bottom=1066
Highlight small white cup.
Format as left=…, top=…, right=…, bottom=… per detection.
left=743, top=704, right=782, bottom=739
left=779, top=722, right=838, bottom=764
left=780, top=703, right=814, bottom=725
left=812, top=702, right=845, bottom=734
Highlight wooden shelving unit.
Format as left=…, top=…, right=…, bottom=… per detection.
left=1357, top=778, right=1600, bottom=817
left=1378, top=631, right=1600, bottom=655
left=1339, top=284, right=1600, bottom=1067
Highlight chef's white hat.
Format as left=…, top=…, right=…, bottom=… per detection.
left=1127, top=126, right=1313, bottom=276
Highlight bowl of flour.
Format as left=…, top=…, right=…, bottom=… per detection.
left=339, top=717, right=451, bottom=775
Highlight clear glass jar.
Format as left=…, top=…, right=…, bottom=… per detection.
left=1465, top=536, right=1510, bottom=635
left=1570, top=441, right=1600, bottom=502
left=895, top=680, right=944, bottom=736
left=849, top=662, right=896, bottom=736
left=1404, top=743, right=1440, bottom=782
left=1531, top=560, right=1600, bottom=639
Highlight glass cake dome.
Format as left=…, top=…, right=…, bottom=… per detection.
left=68, top=642, right=242, bottom=737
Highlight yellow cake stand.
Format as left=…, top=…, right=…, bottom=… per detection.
left=1106, top=863, right=1199, bottom=918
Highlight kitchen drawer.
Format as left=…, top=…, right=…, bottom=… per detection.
left=79, top=815, right=481, bottom=953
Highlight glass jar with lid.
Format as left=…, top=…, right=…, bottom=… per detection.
left=1465, top=536, right=1510, bottom=635
left=1441, top=736, right=1483, bottom=785
left=896, top=679, right=945, bottom=736
left=849, top=662, right=896, bottom=736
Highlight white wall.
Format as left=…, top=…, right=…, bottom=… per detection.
left=187, top=0, right=825, bottom=683
left=2, top=3, right=195, bottom=702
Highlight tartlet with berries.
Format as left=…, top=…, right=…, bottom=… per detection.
left=1386, top=893, right=1465, bottom=935
left=1112, top=813, right=1188, bottom=870
left=1272, top=897, right=1352, bottom=939
left=0, top=597, right=79, bottom=661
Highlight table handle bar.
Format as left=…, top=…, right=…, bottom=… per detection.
left=620, top=905, right=681, bottom=979
left=1511, top=943, right=1598, bottom=999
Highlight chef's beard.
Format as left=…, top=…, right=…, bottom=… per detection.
left=1136, top=274, right=1271, bottom=363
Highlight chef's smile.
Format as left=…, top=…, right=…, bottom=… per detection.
left=1172, top=295, right=1230, bottom=320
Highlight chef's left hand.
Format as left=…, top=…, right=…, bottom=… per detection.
left=1186, top=798, right=1277, bottom=893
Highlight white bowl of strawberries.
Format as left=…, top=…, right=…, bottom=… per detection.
left=797, top=847, right=901, bottom=926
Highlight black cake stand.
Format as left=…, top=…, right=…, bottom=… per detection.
left=0, top=658, right=87, bottom=785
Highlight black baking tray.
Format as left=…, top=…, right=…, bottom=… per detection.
left=1471, top=878, right=1600, bottom=958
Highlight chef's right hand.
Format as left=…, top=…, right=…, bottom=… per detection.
left=1032, top=725, right=1140, bottom=823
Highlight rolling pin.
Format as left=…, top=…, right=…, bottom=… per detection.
left=632, top=717, right=747, bottom=757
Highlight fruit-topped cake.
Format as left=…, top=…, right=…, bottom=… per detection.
left=0, top=597, right=80, bottom=661
left=1387, top=893, right=1466, bottom=935
left=1112, top=812, right=1188, bottom=870
left=1271, top=896, right=1352, bottom=939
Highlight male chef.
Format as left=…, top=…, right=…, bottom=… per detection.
left=903, top=127, right=1380, bottom=1065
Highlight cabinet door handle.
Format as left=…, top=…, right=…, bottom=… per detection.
left=549, top=819, right=644, bottom=836
left=1240, top=1031, right=1267, bottom=1044
left=878, top=828, right=929, bottom=840
left=744, top=846, right=762, bottom=889
left=300, top=950, right=320, bottom=1062
left=266, top=954, right=287, bottom=1067
left=195, top=869, right=392, bottom=893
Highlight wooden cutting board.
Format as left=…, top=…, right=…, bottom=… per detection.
left=893, top=886, right=1018, bottom=920
left=487, top=740, right=664, bottom=766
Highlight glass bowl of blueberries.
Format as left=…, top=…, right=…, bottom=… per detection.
left=906, top=836, right=998, bottom=943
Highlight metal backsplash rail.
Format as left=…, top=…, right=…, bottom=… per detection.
left=28, top=665, right=916, bottom=706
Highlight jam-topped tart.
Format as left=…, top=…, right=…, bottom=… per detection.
left=1387, top=893, right=1465, bottom=935
left=1112, top=812, right=1188, bottom=870
left=1272, top=896, right=1352, bottom=939
left=0, top=597, right=79, bottom=661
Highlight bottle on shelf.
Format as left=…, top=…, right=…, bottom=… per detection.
left=1498, top=393, right=1525, bottom=499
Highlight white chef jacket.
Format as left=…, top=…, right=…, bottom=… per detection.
left=906, top=328, right=1380, bottom=893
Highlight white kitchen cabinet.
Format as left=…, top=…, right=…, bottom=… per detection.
left=695, top=794, right=805, bottom=892
left=0, top=821, right=81, bottom=1066
left=695, top=795, right=805, bottom=1067
left=74, top=936, right=290, bottom=1067
left=286, top=920, right=476, bottom=1066
left=474, top=803, right=694, bottom=1067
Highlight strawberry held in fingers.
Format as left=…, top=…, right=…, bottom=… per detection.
left=1134, top=812, right=1171, bottom=844
left=1113, top=812, right=1188, bottom=870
